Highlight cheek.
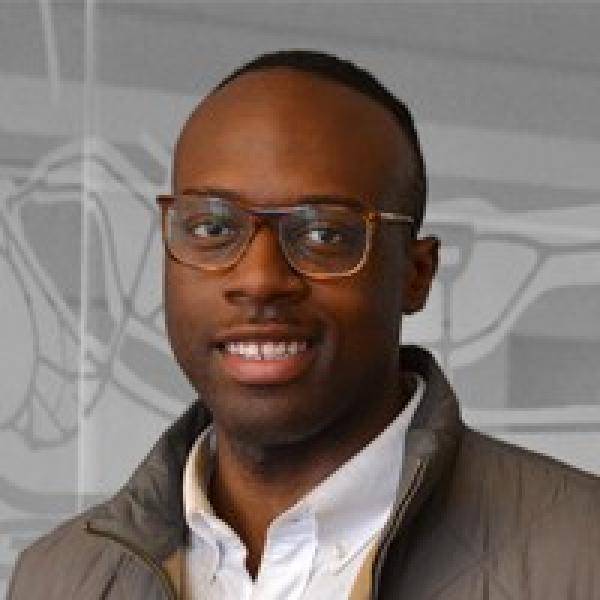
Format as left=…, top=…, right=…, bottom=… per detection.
left=332, top=243, right=404, bottom=347
left=372, top=232, right=407, bottom=312
left=313, top=268, right=399, bottom=355
left=164, top=262, right=215, bottom=358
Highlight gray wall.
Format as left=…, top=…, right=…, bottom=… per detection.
left=1, top=3, right=600, bottom=594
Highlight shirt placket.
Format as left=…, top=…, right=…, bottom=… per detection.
left=250, top=509, right=317, bottom=600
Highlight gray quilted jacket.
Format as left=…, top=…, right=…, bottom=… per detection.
left=8, top=346, right=600, bottom=599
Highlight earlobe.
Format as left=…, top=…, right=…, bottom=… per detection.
left=402, top=236, right=439, bottom=315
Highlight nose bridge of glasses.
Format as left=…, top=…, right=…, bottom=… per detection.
left=246, top=205, right=303, bottom=251
left=243, top=209, right=294, bottom=271
left=247, top=205, right=294, bottom=223
left=245, top=208, right=280, bottom=241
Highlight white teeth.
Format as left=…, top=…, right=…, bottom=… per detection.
left=262, top=342, right=276, bottom=359
left=224, top=340, right=310, bottom=359
left=243, top=343, right=260, bottom=358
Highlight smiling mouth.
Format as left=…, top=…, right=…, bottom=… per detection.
left=215, top=339, right=318, bottom=384
left=218, top=339, right=313, bottom=358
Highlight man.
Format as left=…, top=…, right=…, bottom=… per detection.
left=8, top=50, right=600, bottom=599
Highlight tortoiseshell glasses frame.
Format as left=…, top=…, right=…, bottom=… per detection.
left=156, top=193, right=415, bottom=280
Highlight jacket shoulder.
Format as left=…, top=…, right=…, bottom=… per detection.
left=387, top=425, right=600, bottom=598
left=462, top=425, right=600, bottom=492
left=455, top=425, right=600, bottom=553
left=7, top=511, right=125, bottom=599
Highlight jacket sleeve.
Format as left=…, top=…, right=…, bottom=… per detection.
left=3, top=515, right=124, bottom=599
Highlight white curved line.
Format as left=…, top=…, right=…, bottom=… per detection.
left=450, top=252, right=600, bottom=368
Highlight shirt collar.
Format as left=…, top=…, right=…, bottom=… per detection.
left=184, top=421, right=217, bottom=520
left=301, top=373, right=425, bottom=553
left=183, top=373, right=425, bottom=564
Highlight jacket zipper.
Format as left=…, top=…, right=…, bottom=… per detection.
left=85, top=521, right=178, bottom=600
left=371, top=456, right=428, bottom=599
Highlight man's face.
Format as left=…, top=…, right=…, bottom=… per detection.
left=166, top=68, right=436, bottom=447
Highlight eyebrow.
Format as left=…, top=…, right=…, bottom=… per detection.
left=178, top=186, right=368, bottom=209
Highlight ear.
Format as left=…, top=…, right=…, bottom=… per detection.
left=402, top=236, right=439, bottom=315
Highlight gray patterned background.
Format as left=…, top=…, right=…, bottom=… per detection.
left=1, top=2, right=599, bottom=595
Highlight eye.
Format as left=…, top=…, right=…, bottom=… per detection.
left=183, top=216, right=237, bottom=239
left=283, top=207, right=365, bottom=256
left=305, top=226, right=345, bottom=246
left=178, top=214, right=241, bottom=251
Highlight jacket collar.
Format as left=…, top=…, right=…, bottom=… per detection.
left=371, top=347, right=464, bottom=597
left=84, top=345, right=463, bottom=568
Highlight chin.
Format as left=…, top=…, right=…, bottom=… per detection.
left=216, top=394, right=334, bottom=449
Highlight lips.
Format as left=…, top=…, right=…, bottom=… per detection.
left=212, top=323, right=320, bottom=348
left=212, top=324, right=320, bottom=385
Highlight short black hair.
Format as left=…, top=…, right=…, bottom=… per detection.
left=213, top=49, right=427, bottom=232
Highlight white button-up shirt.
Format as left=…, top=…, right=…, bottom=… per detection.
left=182, top=373, right=425, bottom=600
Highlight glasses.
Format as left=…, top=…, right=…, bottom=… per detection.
left=156, top=193, right=414, bottom=279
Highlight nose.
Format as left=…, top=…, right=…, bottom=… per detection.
left=223, top=221, right=308, bottom=308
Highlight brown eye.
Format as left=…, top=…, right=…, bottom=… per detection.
left=305, top=226, right=345, bottom=246
left=178, top=214, right=240, bottom=251
left=186, top=218, right=236, bottom=239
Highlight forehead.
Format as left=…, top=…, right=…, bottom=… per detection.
left=174, top=68, right=411, bottom=207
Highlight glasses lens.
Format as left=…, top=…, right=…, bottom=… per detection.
left=167, top=195, right=250, bottom=268
left=281, top=205, right=367, bottom=275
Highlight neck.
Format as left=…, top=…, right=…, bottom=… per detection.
left=207, top=369, right=416, bottom=576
